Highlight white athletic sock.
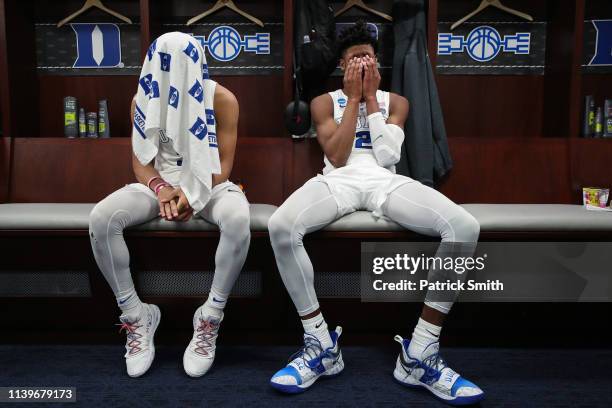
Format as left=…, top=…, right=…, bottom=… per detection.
left=408, top=318, right=442, bottom=360
left=117, top=288, right=144, bottom=322
left=201, top=287, right=226, bottom=319
left=302, top=313, right=333, bottom=350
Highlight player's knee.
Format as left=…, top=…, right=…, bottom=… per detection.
left=89, top=202, right=129, bottom=241
left=88, top=204, right=111, bottom=241
left=220, top=208, right=250, bottom=243
left=268, top=210, right=293, bottom=249
left=448, top=211, right=480, bottom=242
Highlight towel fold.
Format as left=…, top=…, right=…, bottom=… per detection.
left=132, top=32, right=221, bottom=213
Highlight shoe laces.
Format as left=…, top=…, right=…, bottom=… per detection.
left=421, top=351, right=456, bottom=383
left=116, top=320, right=143, bottom=355
left=289, top=334, right=328, bottom=371
left=194, top=319, right=219, bottom=356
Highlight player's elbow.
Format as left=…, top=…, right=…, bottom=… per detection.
left=327, top=153, right=348, bottom=168
left=373, top=145, right=401, bottom=167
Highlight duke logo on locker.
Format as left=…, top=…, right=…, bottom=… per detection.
left=71, top=23, right=123, bottom=68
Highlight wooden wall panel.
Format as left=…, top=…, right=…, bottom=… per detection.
left=0, top=136, right=10, bottom=202
left=5, top=136, right=610, bottom=208
left=7, top=136, right=599, bottom=206
left=9, top=137, right=291, bottom=205
left=290, top=138, right=323, bottom=193
left=569, top=139, right=612, bottom=199
left=10, top=138, right=133, bottom=202
left=439, top=137, right=573, bottom=203
left=215, top=76, right=286, bottom=138
left=230, top=137, right=291, bottom=206
left=291, top=137, right=575, bottom=204
left=438, top=76, right=544, bottom=138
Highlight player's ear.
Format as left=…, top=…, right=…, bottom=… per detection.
left=339, top=57, right=346, bottom=71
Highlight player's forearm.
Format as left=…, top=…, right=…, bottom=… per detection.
left=132, top=154, right=163, bottom=190
left=369, top=112, right=405, bottom=167
left=212, top=160, right=233, bottom=186
left=325, top=99, right=360, bottom=167
left=365, top=96, right=379, bottom=116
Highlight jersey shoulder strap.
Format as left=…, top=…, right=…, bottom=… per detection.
left=376, top=90, right=390, bottom=119
left=328, top=89, right=348, bottom=120
left=203, top=79, right=217, bottom=106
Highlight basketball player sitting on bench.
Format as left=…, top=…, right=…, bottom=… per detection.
left=89, top=33, right=250, bottom=379
left=268, top=22, right=484, bottom=405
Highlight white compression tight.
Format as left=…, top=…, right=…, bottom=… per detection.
left=268, top=180, right=480, bottom=316
left=89, top=183, right=250, bottom=308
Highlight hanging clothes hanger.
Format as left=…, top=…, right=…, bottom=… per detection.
left=451, top=0, right=533, bottom=30
left=57, top=0, right=132, bottom=28
left=334, top=0, right=393, bottom=22
left=187, top=0, right=264, bottom=27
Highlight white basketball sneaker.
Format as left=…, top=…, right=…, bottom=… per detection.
left=116, top=303, right=161, bottom=378
left=393, top=335, right=484, bottom=406
left=270, top=326, right=345, bottom=393
left=183, top=305, right=223, bottom=377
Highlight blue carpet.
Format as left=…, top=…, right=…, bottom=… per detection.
left=1, top=344, right=611, bottom=407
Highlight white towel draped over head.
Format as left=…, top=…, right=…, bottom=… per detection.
left=132, top=31, right=221, bottom=213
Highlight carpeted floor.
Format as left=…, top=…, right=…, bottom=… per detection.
left=1, top=344, right=611, bottom=407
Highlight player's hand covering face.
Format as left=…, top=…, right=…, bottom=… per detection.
left=343, top=57, right=364, bottom=101
left=362, top=55, right=380, bottom=99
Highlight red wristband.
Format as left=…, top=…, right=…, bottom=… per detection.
left=154, top=182, right=171, bottom=196
left=147, top=176, right=162, bottom=190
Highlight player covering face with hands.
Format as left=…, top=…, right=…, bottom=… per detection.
left=89, top=33, right=250, bottom=379
left=268, top=21, right=484, bottom=405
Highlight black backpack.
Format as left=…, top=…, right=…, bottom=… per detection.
left=295, top=0, right=337, bottom=96
left=285, top=0, right=336, bottom=135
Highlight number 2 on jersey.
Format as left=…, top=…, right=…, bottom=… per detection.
left=354, top=130, right=372, bottom=149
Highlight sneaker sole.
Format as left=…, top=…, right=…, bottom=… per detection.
left=128, top=305, right=161, bottom=378
left=270, top=352, right=345, bottom=394
left=393, top=366, right=484, bottom=406
left=183, top=351, right=215, bottom=378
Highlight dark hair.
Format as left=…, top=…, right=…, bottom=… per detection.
left=336, top=20, right=378, bottom=59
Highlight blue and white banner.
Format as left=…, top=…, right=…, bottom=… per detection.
left=583, top=19, right=612, bottom=74
left=35, top=19, right=282, bottom=76
left=436, top=21, right=546, bottom=75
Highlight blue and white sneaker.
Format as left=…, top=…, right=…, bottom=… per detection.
left=393, top=335, right=484, bottom=406
left=270, top=326, right=344, bottom=393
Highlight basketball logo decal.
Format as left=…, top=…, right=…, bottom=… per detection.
left=438, top=26, right=530, bottom=62
left=466, top=26, right=502, bottom=62
left=194, top=25, right=270, bottom=62
left=208, top=26, right=242, bottom=61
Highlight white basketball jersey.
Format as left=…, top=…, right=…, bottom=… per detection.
left=154, top=79, right=218, bottom=186
left=323, top=89, right=391, bottom=175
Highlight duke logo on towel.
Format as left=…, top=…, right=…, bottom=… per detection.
left=184, top=42, right=200, bottom=63
left=189, top=117, right=208, bottom=140
left=168, top=86, right=179, bottom=109
left=188, top=80, right=204, bottom=103
left=159, top=52, right=172, bottom=72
